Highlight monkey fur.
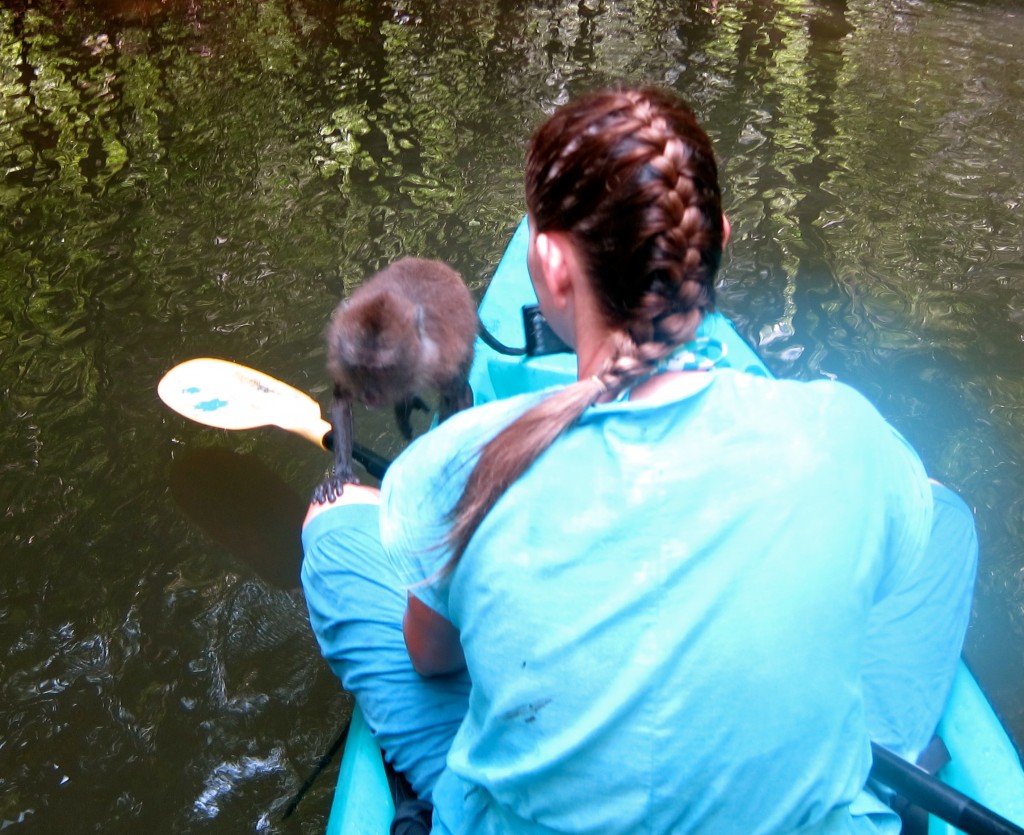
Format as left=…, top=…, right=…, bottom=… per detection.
left=312, top=257, right=478, bottom=503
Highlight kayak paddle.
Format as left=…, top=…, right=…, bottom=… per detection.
left=157, top=358, right=391, bottom=479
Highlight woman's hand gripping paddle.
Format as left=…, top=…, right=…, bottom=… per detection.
left=157, top=358, right=390, bottom=479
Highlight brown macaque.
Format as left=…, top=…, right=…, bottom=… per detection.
left=312, top=257, right=478, bottom=503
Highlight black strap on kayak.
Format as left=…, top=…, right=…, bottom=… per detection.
left=390, top=798, right=432, bottom=835
left=870, top=742, right=1024, bottom=835
left=383, top=750, right=432, bottom=834
left=477, top=305, right=573, bottom=358
left=522, top=304, right=572, bottom=356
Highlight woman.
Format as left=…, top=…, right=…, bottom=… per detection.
left=302, top=87, right=976, bottom=834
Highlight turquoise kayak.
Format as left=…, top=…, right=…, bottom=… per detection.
left=325, top=218, right=1024, bottom=835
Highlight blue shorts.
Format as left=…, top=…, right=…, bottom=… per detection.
left=301, top=503, right=470, bottom=799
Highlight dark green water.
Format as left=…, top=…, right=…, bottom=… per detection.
left=1, top=0, right=1022, bottom=831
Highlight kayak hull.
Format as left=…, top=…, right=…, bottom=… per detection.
left=326, top=707, right=395, bottom=835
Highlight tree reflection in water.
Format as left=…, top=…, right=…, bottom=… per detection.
left=1, top=0, right=1022, bottom=830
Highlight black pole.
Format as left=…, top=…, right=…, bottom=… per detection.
left=321, top=431, right=393, bottom=481
left=870, top=743, right=1024, bottom=835
left=352, top=442, right=392, bottom=480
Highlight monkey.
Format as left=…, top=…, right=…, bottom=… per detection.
left=312, top=257, right=478, bottom=504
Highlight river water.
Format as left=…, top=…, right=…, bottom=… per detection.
left=1, top=0, right=1022, bottom=831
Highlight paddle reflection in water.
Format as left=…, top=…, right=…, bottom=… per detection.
left=169, top=447, right=308, bottom=591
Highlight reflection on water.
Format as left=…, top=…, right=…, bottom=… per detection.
left=1, top=0, right=1022, bottom=830
left=170, top=448, right=308, bottom=590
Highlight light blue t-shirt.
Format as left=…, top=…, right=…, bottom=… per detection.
left=381, top=369, right=933, bottom=835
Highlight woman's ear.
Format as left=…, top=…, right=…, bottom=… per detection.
left=533, top=231, right=574, bottom=309
left=722, top=213, right=731, bottom=249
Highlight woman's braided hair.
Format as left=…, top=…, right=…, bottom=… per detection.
left=445, top=87, right=724, bottom=568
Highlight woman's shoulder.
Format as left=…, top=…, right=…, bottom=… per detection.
left=411, top=390, right=547, bottom=457
left=716, top=368, right=883, bottom=415
left=710, top=370, right=918, bottom=460
left=378, top=388, right=553, bottom=573
left=381, top=388, right=550, bottom=498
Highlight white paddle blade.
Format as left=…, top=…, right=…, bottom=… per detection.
left=158, top=358, right=331, bottom=447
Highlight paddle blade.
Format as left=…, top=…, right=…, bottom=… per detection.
left=158, top=358, right=331, bottom=447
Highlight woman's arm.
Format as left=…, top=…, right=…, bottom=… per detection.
left=403, top=593, right=466, bottom=677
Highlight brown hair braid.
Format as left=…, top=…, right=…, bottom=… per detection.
left=445, top=87, right=724, bottom=569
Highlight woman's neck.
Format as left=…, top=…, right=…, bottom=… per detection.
left=628, top=370, right=713, bottom=403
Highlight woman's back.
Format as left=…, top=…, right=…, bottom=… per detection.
left=385, top=370, right=932, bottom=834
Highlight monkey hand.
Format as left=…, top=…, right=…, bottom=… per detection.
left=311, top=470, right=360, bottom=505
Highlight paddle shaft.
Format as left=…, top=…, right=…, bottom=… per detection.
left=323, top=433, right=392, bottom=481
left=353, top=442, right=391, bottom=480
left=871, top=743, right=1024, bottom=835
